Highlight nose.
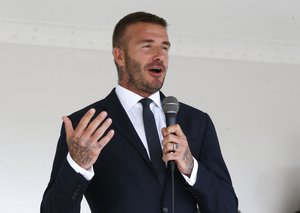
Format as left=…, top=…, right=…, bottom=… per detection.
left=153, top=46, right=167, bottom=61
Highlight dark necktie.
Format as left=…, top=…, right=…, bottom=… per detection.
left=140, top=98, right=166, bottom=186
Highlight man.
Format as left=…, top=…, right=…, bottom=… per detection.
left=41, top=11, right=238, bottom=213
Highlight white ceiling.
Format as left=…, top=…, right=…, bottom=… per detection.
left=0, top=0, right=299, bottom=64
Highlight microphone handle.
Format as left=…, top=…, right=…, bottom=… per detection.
left=166, top=113, right=177, bottom=172
left=166, top=113, right=177, bottom=126
left=165, top=113, right=177, bottom=213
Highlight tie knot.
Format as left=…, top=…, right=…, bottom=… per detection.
left=140, top=98, right=153, bottom=108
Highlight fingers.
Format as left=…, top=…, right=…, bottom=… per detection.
left=91, top=117, right=112, bottom=141
left=63, top=108, right=115, bottom=169
left=161, top=124, right=194, bottom=176
left=162, top=124, right=185, bottom=138
left=75, top=108, right=97, bottom=136
left=162, top=124, right=185, bottom=159
left=62, top=115, right=74, bottom=140
left=85, top=111, right=109, bottom=139
left=161, top=124, right=185, bottom=147
left=98, top=129, right=115, bottom=149
left=69, top=109, right=111, bottom=143
left=162, top=146, right=177, bottom=163
left=162, top=142, right=176, bottom=155
left=162, top=124, right=185, bottom=157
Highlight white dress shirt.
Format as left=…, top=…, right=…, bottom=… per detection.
left=67, top=85, right=198, bottom=185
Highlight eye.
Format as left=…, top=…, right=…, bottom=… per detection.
left=162, top=46, right=169, bottom=51
left=142, top=44, right=151, bottom=48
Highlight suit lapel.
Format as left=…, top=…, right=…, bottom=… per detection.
left=102, top=89, right=152, bottom=167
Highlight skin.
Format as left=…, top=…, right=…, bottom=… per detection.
left=63, top=22, right=194, bottom=176
left=113, top=22, right=170, bottom=98
left=63, top=110, right=114, bottom=170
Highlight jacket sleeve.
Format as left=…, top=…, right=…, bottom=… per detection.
left=186, top=114, right=238, bottom=213
left=40, top=124, right=90, bottom=213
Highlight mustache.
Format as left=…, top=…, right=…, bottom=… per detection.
left=145, top=61, right=165, bottom=70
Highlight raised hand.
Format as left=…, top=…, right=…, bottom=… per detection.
left=62, top=108, right=114, bottom=170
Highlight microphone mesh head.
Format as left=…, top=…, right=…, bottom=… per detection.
left=162, top=96, right=179, bottom=114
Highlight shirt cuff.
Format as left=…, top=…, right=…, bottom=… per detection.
left=67, top=153, right=95, bottom=181
left=181, top=157, right=198, bottom=186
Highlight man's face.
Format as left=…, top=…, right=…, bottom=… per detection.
left=115, top=22, right=170, bottom=97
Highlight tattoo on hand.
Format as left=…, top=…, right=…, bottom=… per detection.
left=183, top=148, right=194, bottom=176
left=69, top=139, right=95, bottom=168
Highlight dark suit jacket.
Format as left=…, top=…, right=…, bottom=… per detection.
left=41, top=89, right=238, bottom=213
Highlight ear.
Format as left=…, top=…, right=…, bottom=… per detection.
left=113, top=47, right=125, bottom=67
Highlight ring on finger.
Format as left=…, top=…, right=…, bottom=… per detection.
left=172, top=143, right=178, bottom=152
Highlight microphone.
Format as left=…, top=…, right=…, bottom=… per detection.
left=162, top=96, right=180, bottom=172
left=162, top=96, right=179, bottom=213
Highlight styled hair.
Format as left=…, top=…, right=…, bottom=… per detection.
left=112, top=11, right=168, bottom=48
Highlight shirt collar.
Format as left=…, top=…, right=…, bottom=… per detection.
left=115, top=85, right=163, bottom=112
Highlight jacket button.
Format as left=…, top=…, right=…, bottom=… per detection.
left=163, top=207, right=168, bottom=212
left=71, top=185, right=82, bottom=200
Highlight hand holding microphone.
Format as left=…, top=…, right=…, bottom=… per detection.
left=162, top=96, right=194, bottom=177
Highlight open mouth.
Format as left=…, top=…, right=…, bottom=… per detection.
left=149, top=68, right=162, bottom=73
left=146, top=61, right=165, bottom=75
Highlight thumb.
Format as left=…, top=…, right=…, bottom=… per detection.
left=62, top=116, right=74, bottom=140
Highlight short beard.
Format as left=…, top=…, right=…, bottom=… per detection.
left=124, top=53, right=165, bottom=95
